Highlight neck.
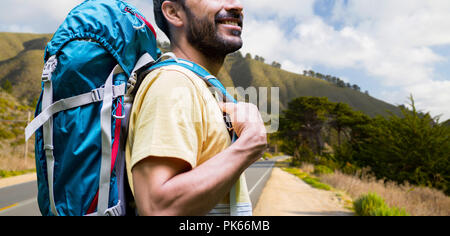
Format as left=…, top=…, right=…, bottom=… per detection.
left=170, top=37, right=224, bottom=75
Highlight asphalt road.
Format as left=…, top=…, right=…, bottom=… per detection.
left=0, top=157, right=284, bottom=216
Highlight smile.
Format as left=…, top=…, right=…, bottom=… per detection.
left=221, top=21, right=239, bottom=27
left=215, top=15, right=243, bottom=29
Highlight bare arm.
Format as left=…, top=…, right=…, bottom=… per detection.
left=132, top=102, right=266, bottom=216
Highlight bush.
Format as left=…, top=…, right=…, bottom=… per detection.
left=370, top=205, right=410, bottom=216
left=342, top=97, right=450, bottom=195
left=0, top=128, right=15, bottom=139
left=262, top=152, right=273, bottom=159
left=354, top=192, right=410, bottom=216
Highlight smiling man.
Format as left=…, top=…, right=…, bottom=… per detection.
left=125, top=0, right=267, bottom=216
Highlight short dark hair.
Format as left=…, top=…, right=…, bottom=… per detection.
left=153, top=0, right=184, bottom=40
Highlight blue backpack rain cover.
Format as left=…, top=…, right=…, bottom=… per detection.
left=25, top=0, right=159, bottom=216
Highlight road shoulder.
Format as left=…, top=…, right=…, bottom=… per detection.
left=0, top=173, right=37, bottom=189
left=253, top=167, right=353, bottom=216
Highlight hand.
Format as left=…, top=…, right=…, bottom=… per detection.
left=219, top=102, right=267, bottom=152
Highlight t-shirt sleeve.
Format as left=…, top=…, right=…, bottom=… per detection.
left=129, top=69, right=204, bottom=170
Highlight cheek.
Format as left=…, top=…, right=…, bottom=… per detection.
left=193, top=2, right=222, bottom=23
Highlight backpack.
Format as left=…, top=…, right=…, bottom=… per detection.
left=24, top=0, right=159, bottom=216
left=25, top=0, right=245, bottom=216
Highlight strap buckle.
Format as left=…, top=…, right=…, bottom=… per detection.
left=224, top=113, right=233, bottom=131
left=103, top=201, right=123, bottom=216
left=126, top=72, right=137, bottom=95
left=91, top=88, right=103, bottom=102
left=44, top=144, right=54, bottom=151
left=42, top=55, right=58, bottom=81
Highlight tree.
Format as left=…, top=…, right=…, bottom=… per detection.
left=278, top=97, right=334, bottom=158
left=229, top=51, right=243, bottom=59
left=271, top=61, right=281, bottom=69
left=336, top=79, right=345, bottom=88
left=352, top=84, right=361, bottom=92
left=254, top=55, right=265, bottom=63
left=1, top=80, right=12, bottom=93
left=329, top=103, right=368, bottom=146
left=338, top=96, right=450, bottom=194
left=316, top=73, right=323, bottom=80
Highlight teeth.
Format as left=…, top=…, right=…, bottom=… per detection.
left=222, top=21, right=238, bottom=26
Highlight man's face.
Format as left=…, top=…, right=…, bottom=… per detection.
left=182, top=0, right=244, bottom=59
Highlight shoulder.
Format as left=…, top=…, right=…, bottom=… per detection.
left=133, top=65, right=211, bottom=112
left=144, top=65, right=206, bottom=88
left=137, top=65, right=210, bottom=103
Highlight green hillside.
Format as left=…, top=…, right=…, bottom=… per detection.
left=0, top=32, right=49, bottom=61
left=444, top=119, right=450, bottom=126
left=0, top=31, right=405, bottom=172
left=0, top=33, right=51, bottom=104
left=0, top=32, right=401, bottom=117
left=219, top=52, right=402, bottom=117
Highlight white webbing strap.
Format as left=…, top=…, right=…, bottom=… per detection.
left=230, top=183, right=238, bottom=216
left=127, top=53, right=156, bottom=96
left=41, top=55, right=58, bottom=216
left=132, top=53, right=155, bottom=75
left=25, top=84, right=126, bottom=141
left=85, top=201, right=123, bottom=216
left=97, top=65, right=121, bottom=216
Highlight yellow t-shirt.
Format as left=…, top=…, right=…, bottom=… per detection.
left=125, top=65, right=252, bottom=215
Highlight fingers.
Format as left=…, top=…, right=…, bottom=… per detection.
left=218, top=102, right=236, bottom=114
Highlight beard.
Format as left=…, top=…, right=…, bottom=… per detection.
left=184, top=8, right=243, bottom=62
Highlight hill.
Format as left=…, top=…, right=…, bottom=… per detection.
left=444, top=119, right=450, bottom=126
left=0, top=33, right=51, bottom=104
left=0, top=32, right=401, bottom=117
left=218, top=52, right=401, bottom=117
left=0, top=31, right=404, bottom=172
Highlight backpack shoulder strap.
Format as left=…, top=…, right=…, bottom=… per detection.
left=143, top=55, right=245, bottom=216
left=147, top=57, right=237, bottom=103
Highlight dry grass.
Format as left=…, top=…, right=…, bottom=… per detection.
left=319, top=170, right=450, bottom=216
left=0, top=139, right=35, bottom=172
left=299, top=162, right=315, bottom=174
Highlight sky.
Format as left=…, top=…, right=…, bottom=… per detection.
left=1, top=0, right=449, bottom=120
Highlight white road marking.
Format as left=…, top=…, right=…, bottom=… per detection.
left=249, top=164, right=273, bottom=195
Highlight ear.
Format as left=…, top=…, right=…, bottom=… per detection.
left=161, top=1, right=185, bottom=29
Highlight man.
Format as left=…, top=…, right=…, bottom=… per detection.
left=125, top=0, right=267, bottom=216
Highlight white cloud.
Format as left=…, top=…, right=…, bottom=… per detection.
left=0, top=0, right=168, bottom=39
left=0, top=0, right=449, bottom=119
left=0, top=0, right=83, bottom=33
left=243, top=0, right=316, bottom=21
left=241, top=0, right=450, bottom=119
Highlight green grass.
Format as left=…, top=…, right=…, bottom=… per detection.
left=282, top=167, right=332, bottom=191
left=314, top=165, right=334, bottom=175
left=353, top=192, right=410, bottom=216
left=0, top=169, right=36, bottom=178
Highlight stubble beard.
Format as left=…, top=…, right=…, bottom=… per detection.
left=184, top=9, right=243, bottom=64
